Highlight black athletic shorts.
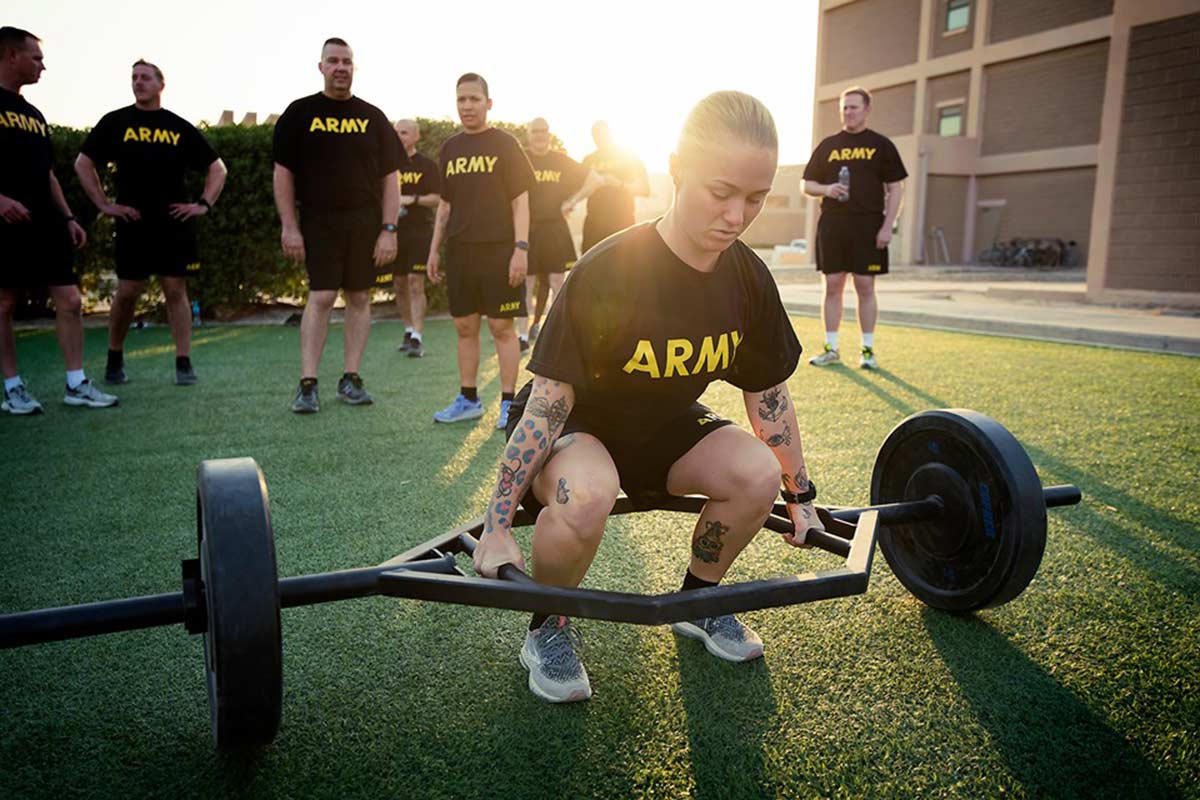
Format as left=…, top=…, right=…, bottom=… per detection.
left=375, top=234, right=431, bottom=287
left=816, top=212, right=889, bottom=275
left=0, top=214, right=76, bottom=288
left=505, top=380, right=734, bottom=520
left=300, top=205, right=380, bottom=292
left=445, top=238, right=526, bottom=319
left=114, top=217, right=199, bottom=280
left=529, top=219, right=576, bottom=276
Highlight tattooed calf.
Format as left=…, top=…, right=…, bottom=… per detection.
left=693, top=519, right=730, bottom=563
left=761, top=423, right=792, bottom=448
left=757, top=386, right=788, bottom=422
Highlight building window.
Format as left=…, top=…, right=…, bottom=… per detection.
left=945, top=0, right=970, bottom=33
left=938, top=105, right=964, bottom=136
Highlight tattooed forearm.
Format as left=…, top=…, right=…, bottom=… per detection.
left=757, top=386, right=788, bottom=422
left=692, top=519, right=729, bottom=564
left=556, top=478, right=570, bottom=504
left=527, top=394, right=570, bottom=432
left=760, top=423, right=792, bottom=448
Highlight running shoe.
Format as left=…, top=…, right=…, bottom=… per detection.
left=433, top=394, right=483, bottom=423
left=671, top=614, right=764, bottom=663
left=496, top=398, right=512, bottom=430
left=519, top=337, right=530, bottom=355
left=808, top=345, right=840, bottom=366
left=520, top=616, right=592, bottom=703
left=337, top=373, right=373, bottom=405
left=291, top=380, right=320, bottom=414
left=104, top=365, right=127, bottom=385
left=2, top=383, right=43, bottom=415
left=859, top=346, right=878, bottom=370
left=398, top=331, right=413, bottom=353
left=175, top=363, right=198, bottom=386
left=407, top=338, right=424, bottom=359
left=63, top=380, right=119, bottom=409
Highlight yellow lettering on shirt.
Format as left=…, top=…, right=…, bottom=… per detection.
left=2, top=113, right=48, bottom=136
left=828, top=146, right=877, bottom=162
left=622, top=340, right=661, bottom=379
left=6, top=111, right=25, bottom=130
left=664, top=338, right=694, bottom=378
left=468, top=155, right=487, bottom=172
left=535, top=169, right=562, bottom=183
left=485, top=155, right=498, bottom=171
left=309, top=117, right=326, bottom=132
left=692, top=334, right=731, bottom=373
left=399, top=171, right=423, bottom=185
left=137, top=127, right=152, bottom=142
left=307, top=116, right=370, bottom=135
left=446, top=155, right=499, bottom=177
left=121, top=126, right=182, bottom=146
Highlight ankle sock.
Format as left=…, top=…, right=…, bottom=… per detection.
left=66, top=369, right=86, bottom=390
left=300, top=377, right=317, bottom=389
left=861, top=332, right=874, bottom=349
left=176, top=356, right=191, bottom=371
left=501, top=391, right=515, bottom=402
left=4, top=375, right=23, bottom=392
left=410, top=331, right=422, bottom=342
left=681, top=569, right=719, bottom=592
left=461, top=386, right=478, bottom=402
left=825, top=332, right=839, bottom=350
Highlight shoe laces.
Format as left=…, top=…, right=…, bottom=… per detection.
left=8, top=384, right=32, bottom=402
left=343, top=373, right=363, bottom=390
left=537, top=616, right=585, bottom=679
left=701, top=614, right=747, bottom=642
left=861, top=346, right=874, bottom=356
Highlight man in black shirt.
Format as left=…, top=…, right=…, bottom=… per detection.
left=0, top=26, right=117, bottom=415
left=803, top=87, right=907, bottom=369
left=427, top=73, right=534, bottom=429
left=520, top=117, right=602, bottom=347
left=76, top=59, right=227, bottom=386
left=386, top=119, right=440, bottom=359
left=472, top=92, right=822, bottom=703
left=273, top=38, right=404, bottom=413
left=580, top=120, right=649, bottom=252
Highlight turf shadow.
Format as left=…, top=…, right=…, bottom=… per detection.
left=674, top=638, right=781, bottom=800
left=923, top=609, right=1185, bottom=799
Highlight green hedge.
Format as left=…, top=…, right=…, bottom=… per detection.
left=49, top=117, right=550, bottom=318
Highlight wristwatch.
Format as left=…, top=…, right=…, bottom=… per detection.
left=197, top=198, right=212, bottom=210
left=381, top=223, right=398, bottom=233
left=780, top=481, right=816, bottom=504
left=514, top=240, right=529, bottom=251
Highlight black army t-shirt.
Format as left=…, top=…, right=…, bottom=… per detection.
left=273, top=93, right=406, bottom=211
left=528, top=221, right=802, bottom=444
left=527, top=150, right=587, bottom=223
left=396, top=151, right=440, bottom=234
left=0, top=88, right=54, bottom=212
left=81, top=106, right=218, bottom=218
left=803, top=128, right=907, bottom=216
left=581, top=147, right=647, bottom=228
left=440, top=128, right=534, bottom=243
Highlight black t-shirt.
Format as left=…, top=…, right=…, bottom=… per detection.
left=397, top=151, right=440, bottom=235
left=272, top=93, right=406, bottom=211
left=803, top=128, right=907, bottom=216
left=80, top=106, right=218, bottom=219
left=528, top=221, right=802, bottom=444
left=527, top=150, right=588, bottom=223
left=440, top=128, right=534, bottom=243
left=581, top=147, right=647, bottom=227
left=0, top=88, right=54, bottom=213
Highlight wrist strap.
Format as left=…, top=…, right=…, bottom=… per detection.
left=781, top=481, right=816, bottom=504
left=197, top=198, right=212, bottom=210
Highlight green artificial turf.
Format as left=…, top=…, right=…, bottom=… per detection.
left=1, top=317, right=1197, bottom=799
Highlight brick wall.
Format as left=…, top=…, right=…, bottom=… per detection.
left=989, top=0, right=1113, bottom=43
left=981, top=41, right=1109, bottom=155
left=931, top=0, right=976, bottom=59
left=1106, top=12, right=1200, bottom=292
left=974, top=168, right=1097, bottom=256
left=926, top=175, right=970, bottom=262
left=925, top=70, right=972, bottom=133
left=822, top=0, right=922, bottom=83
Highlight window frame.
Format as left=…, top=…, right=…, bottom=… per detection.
left=944, top=0, right=971, bottom=36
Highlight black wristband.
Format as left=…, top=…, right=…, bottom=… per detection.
left=781, top=481, right=816, bottom=504
left=197, top=198, right=211, bottom=210
left=64, top=215, right=77, bottom=222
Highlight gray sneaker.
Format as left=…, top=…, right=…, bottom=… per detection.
left=671, top=614, right=764, bottom=663
left=2, top=383, right=44, bottom=415
left=808, top=345, right=840, bottom=366
left=63, top=380, right=118, bottom=409
left=175, top=363, right=198, bottom=385
left=520, top=616, right=592, bottom=703
left=291, top=380, right=320, bottom=414
left=398, top=332, right=413, bottom=353
left=407, top=338, right=424, bottom=358
left=104, top=365, right=127, bottom=385
left=859, top=346, right=878, bottom=370
left=337, top=373, right=373, bottom=405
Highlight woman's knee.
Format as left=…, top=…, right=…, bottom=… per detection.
left=544, top=472, right=618, bottom=539
left=727, top=441, right=782, bottom=511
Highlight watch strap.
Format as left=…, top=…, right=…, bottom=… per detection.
left=780, top=481, right=816, bottom=504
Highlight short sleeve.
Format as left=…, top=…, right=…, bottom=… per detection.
left=724, top=258, right=802, bottom=392
left=377, top=109, right=406, bottom=174
left=881, top=139, right=908, bottom=183
left=438, top=143, right=454, bottom=203
left=526, top=270, right=594, bottom=389
left=419, top=158, right=442, bottom=195
left=184, top=124, right=218, bottom=171
left=80, top=113, right=114, bottom=164
left=564, top=154, right=588, bottom=194
left=504, top=135, right=535, bottom=200
left=802, top=143, right=826, bottom=182
left=272, top=105, right=301, bottom=171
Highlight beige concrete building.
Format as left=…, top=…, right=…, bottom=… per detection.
left=807, top=0, right=1199, bottom=303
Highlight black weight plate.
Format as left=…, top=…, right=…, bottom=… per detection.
left=871, top=410, right=1046, bottom=612
left=196, top=458, right=282, bottom=749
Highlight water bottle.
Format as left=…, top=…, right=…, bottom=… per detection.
left=837, top=166, right=850, bottom=203
left=191, top=300, right=202, bottom=327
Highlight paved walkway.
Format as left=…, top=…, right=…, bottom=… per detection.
left=771, top=264, right=1200, bottom=356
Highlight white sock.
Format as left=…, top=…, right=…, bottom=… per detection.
left=862, top=333, right=875, bottom=349
left=4, top=375, right=23, bottom=392
left=519, top=335, right=528, bottom=343
left=66, top=369, right=86, bottom=389
left=825, top=332, right=839, bottom=350
left=410, top=331, right=422, bottom=342
left=405, top=326, right=414, bottom=335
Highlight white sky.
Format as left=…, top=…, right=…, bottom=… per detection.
left=15, top=0, right=818, bottom=172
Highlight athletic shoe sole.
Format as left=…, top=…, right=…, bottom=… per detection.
left=337, top=392, right=373, bottom=405
left=670, top=621, right=763, bottom=663
left=1, top=401, right=43, bottom=415
left=433, top=409, right=484, bottom=423
left=519, top=645, right=592, bottom=703
left=105, top=372, right=128, bottom=385
left=175, top=373, right=198, bottom=386
left=63, top=395, right=118, bottom=409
